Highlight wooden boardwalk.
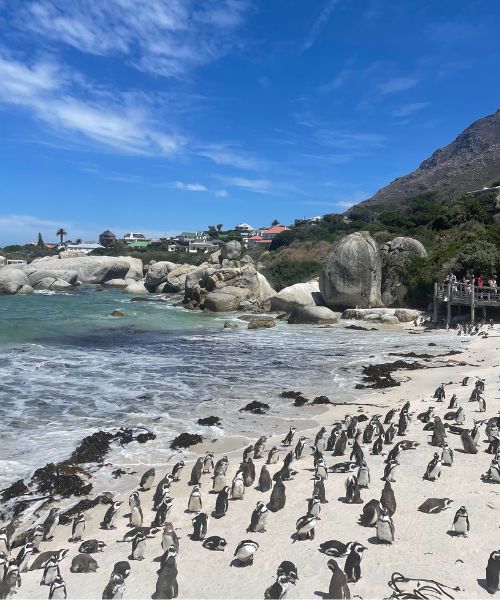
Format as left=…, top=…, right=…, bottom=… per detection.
left=433, top=282, right=500, bottom=324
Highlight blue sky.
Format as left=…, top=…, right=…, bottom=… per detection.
left=0, top=0, right=499, bottom=244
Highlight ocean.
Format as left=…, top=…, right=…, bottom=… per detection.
left=0, top=288, right=460, bottom=489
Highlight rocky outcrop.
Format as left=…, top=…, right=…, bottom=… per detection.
left=270, top=279, right=322, bottom=312
left=342, top=307, right=423, bottom=323
left=123, top=281, right=149, bottom=294
left=0, top=268, right=31, bottom=295
left=33, top=277, right=74, bottom=291
left=247, top=317, right=276, bottom=329
left=220, top=240, right=242, bottom=266
left=29, top=256, right=133, bottom=284
left=320, top=231, right=382, bottom=309
left=204, top=287, right=250, bottom=312
left=144, top=261, right=178, bottom=289
left=380, top=237, right=428, bottom=306
left=26, top=269, right=79, bottom=287
left=123, top=257, right=144, bottom=280
left=288, top=306, right=339, bottom=325
left=103, top=279, right=128, bottom=287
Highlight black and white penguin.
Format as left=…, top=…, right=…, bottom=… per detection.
left=384, top=408, right=397, bottom=424
left=233, top=540, right=259, bottom=566
left=41, top=556, right=60, bottom=586
left=215, top=486, right=230, bottom=518
left=484, top=459, right=500, bottom=483
left=30, top=549, right=68, bottom=571
left=139, top=467, right=155, bottom=491
left=455, top=406, right=465, bottom=425
left=247, top=502, right=268, bottom=533
left=294, top=436, right=307, bottom=460
left=462, top=376, right=470, bottom=386
left=203, top=452, right=214, bottom=474
left=31, top=524, right=44, bottom=553
left=264, top=575, right=290, bottom=600
left=79, top=540, right=106, bottom=554
left=382, top=459, right=399, bottom=482
left=362, top=421, right=375, bottom=444
left=319, top=540, right=355, bottom=557
left=281, top=427, right=297, bottom=446
left=452, top=506, right=470, bottom=537
left=2, top=561, right=20, bottom=596
left=171, top=461, right=184, bottom=482
left=189, top=457, right=205, bottom=486
left=162, top=523, right=179, bottom=553
left=357, top=461, right=370, bottom=488
left=434, top=383, right=446, bottom=402
left=344, top=542, right=366, bottom=583
left=424, top=453, right=442, bottom=481
left=334, top=431, right=348, bottom=457
left=397, top=410, right=409, bottom=436
left=327, top=428, right=340, bottom=452
left=372, top=435, right=384, bottom=456
left=431, top=417, right=447, bottom=447
left=241, top=458, right=256, bottom=487
left=461, top=430, right=478, bottom=454
left=380, top=480, right=396, bottom=516
left=191, top=513, right=209, bottom=541
left=0, top=528, right=9, bottom=557
left=313, top=474, right=327, bottom=504
left=359, top=499, right=381, bottom=526
left=307, top=495, right=322, bottom=518
left=258, top=465, right=273, bottom=492
left=345, top=474, right=363, bottom=504
left=418, top=407, right=435, bottom=423
left=294, top=514, right=317, bottom=541
left=188, top=486, right=203, bottom=513
left=346, top=417, right=358, bottom=439
left=153, top=546, right=178, bottom=599
left=130, top=531, right=146, bottom=561
left=486, top=550, right=500, bottom=594
left=129, top=492, right=143, bottom=527
left=385, top=441, right=403, bottom=463
left=15, top=542, right=33, bottom=572
left=441, top=442, right=454, bottom=466
left=70, top=553, right=98, bottom=573
left=418, top=498, right=453, bottom=514
left=277, top=560, right=299, bottom=585
left=385, top=423, right=397, bottom=445
left=376, top=508, right=395, bottom=544
left=243, top=445, right=254, bottom=462
left=49, top=575, right=67, bottom=599
left=327, top=559, right=351, bottom=599
left=350, top=438, right=364, bottom=466
left=153, top=476, right=173, bottom=510
left=267, top=447, right=280, bottom=464
left=101, top=501, right=122, bottom=530
left=478, top=396, right=487, bottom=412
left=231, top=471, right=245, bottom=500
left=102, top=574, right=125, bottom=600
left=315, top=457, right=328, bottom=480
left=214, top=456, right=229, bottom=476
left=283, top=450, right=294, bottom=469
left=448, top=394, right=458, bottom=409
left=254, top=436, right=267, bottom=459
left=0, top=554, right=8, bottom=581
left=43, top=508, right=60, bottom=541
left=71, top=513, right=86, bottom=542
left=212, top=469, right=226, bottom=493
left=202, top=536, right=227, bottom=551
left=269, top=478, right=286, bottom=512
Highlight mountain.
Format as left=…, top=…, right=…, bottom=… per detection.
left=359, top=109, right=500, bottom=208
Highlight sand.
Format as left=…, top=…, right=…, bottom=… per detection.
left=4, top=327, right=500, bottom=599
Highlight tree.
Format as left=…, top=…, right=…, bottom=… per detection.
left=56, top=228, right=68, bottom=244
left=216, top=224, right=224, bottom=232
left=207, top=225, right=218, bottom=238
left=271, top=219, right=280, bottom=227
left=37, top=232, right=45, bottom=248
left=453, top=194, right=493, bottom=225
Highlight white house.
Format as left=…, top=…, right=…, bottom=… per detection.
left=235, top=223, right=254, bottom=233
left=65, top=242, right=104, bottom=255
left=123, top=232, right=150, bottom=244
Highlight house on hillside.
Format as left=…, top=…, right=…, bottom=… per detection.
left=178, top=232, right=208, bottom=244
left=99, top=230, right=117, bottom=247
left=123, top=232, right=150, bottom=244
left=247, top=225, right=289, bottom=249
left=65, top=242, right=104, bottom=255
left=235, top=223, right=254, bottom=233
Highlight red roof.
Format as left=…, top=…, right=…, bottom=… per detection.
left=263, top=225, right=289, bottom=234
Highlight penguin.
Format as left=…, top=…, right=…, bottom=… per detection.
left=152, top=496, right=173, bottom=528
left=70, top=553, right=98, bottom=573
left=30, top=524, right=44, bottom=553
left=334, top=431, right=348, bottom=457
left=162, top=523, right=179, bottom=553
left=214, top=456, right=228, bottom=476
left=233, top=540, right=259, bottom=566
left=215, top=486, right=230, bottom=518
left=385, top=442, right=402, bottom=464
left=461, top=430, right=478, bottom=454
left=264, top=575, right=290, bottom=600
left=294, top=437, right=307, bottom=460
left=380, top=480, right=396, bottom=516
left=79, top=540, right=106, bottom=553
left=0, top=554, right=8, bottom=581
left=254, top=436, right=267, bottom=459
left=350, top=439, right=364, bottom=466
left=356, top=461, right=370, bottom=488
left=49, top=575, right=67, bottom=599
left=384, top=408, right=397, bottom=424
left=71, top=513, right=86, bottom=542
left=277, top=561, right=299, bottom=585
left=187, top=485, right=203, bottom=513
left=485, top=459, right=500, bottom=483
left=307, top=494, right=322, bottom=518
left=372, top=435, right=384, bottom=456
left=418, top=407, right=434, bottom=423
left=129, top=493, right=143, bottom=527
left=102, top=574, right=126, bottom=599
left=189, top=457, right=204, bottom=486
left=111, top=561, right=131, bottom=580
left=130, top=531, right=146, bottom=561
left=319, top=541, right=355, bottom=558
left=327, top=559, right=351, bottom=600
left=282, top=427, right=296, bottom=447
left=362, top=422, right=375, bottom=444
left=431, top=417, right=447, bottom=447
left=471, top=420, right=483, bottom=445
left=441, top=443, right=454, bottom=466
left=41, top=556, right=60, bottom=586
left=0, top=528, right=9, bottom=557
left=455, top=406, right=465, bottom=425
left=258, top=464, right=273, bottom=492
left=241, top=458, right=256, bottom=487
left=191, top=513, right=209, bottom=541
left=231, top=471, right=245, bottom=500
left=0, top=562, right=20, bottom=597
left=376, top=508, right=395, bottom=544
left=452, top=506, right=470, bottom=537
left=382, top=460, right=399, bottom=482
left=212, top=470, right=226, bottom=493
left=203, top=452, right=214, bottom=474
left=313, top=474, right=327, bottom=504
left=346, top=417, right=358, bottom=439
left=243, top=445, right=254, bottom=461
left=359, top=499, right=381, bottom=526
left=315, top=427, right=328, bottom=453
left=397, top=410, right=409, bottom=436
left=139, top=467, right=155, bottom=491
left=153, top=477, right=173, bottom=510
left=15, top=542, right=33, bottom=572
left=202, top=536, right=227, bottom=551
left=267, top=447, right=280, bottom=464
left=478, top=396, right=487, bottom=413
left=43, top=508, right=60, bottom=541
left=247, top=502, right=268, bottom=533
left=294, top=514, right=317, bottom=541
left=434, top=384, right=445, bottom=402
left=344, top=543, right=366, bottom=583
left=101, top=501, right=122, bottom=530
left=418, top=498, right=454, bottom=514
left=424, top=453, right=442, bottom=481
left=315, top=457, right=328, bottom=480
left=384, top=423, right=396, bottom=445
left=327, top=428, right=340, bottom=452
left=486, top=550, right=500, bottom=594
left=448, top=394, right=458, bottom=409
left=283, top=450, right=294, bottom=469
left=30, top=549, right=68, bottom=571
left=153, top=545, right=178, bottom=599
left=269, top=478, right=286, bottom=512
left=171, top=461, right=184, bottom=482
left=345, top=475, right=363, bottom=504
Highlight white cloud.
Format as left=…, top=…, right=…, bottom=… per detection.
left=219, top=176, right=274, bottom=194
left=391, top=102, right=430, bottom=118
left=214, top=189, right=228, bottom=197
left=196, top=143, right=266, bottom=171
left=174, top=181, right=208, bottom=192
left=302, top=0, right=341, bottom=51
left=378, top=77, right=419, bottom=94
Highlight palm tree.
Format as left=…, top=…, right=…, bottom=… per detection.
left=56, top=228, right=68, bottom=244
left=453, top=194, right=493, bottom=225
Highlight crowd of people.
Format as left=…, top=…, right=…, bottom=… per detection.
left=444, top=272, right=498, bottom=297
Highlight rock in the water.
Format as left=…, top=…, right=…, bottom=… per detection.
left=240, top=401, right=270, bottom=414
left=29, top=257, right=132, bottom=284
left=223, top=321, right=238, bottom=329
left=312, top=396, right=331, bottom=405
left=270, top=279, right=322, bottom=312
left=170, top=433, right=203, bottom=449
left=27, top=269, right=78, bottom=287
left=103, top=279, right=128, bottom=288
left=380, top=237, right=427, bottom=306
left=197, top=416, right=222, bottom=427
left=248, top=318, right=276, bottom=329
left=380, top=315, right=400, bottom=324
left=342, top=308, right=423, bottom=323
left=320, top=231, right=382, bottom=309
left=0, top=268, right=30, bottom=295
left=204, top=287, right=249, bottom=312
left=18, top=285, right=34, bottom=295
left=123, top=281, right=148, bottom=294
left=288, top=306, right=338, bottom=325
left=111, top=309, right=126, bottom=317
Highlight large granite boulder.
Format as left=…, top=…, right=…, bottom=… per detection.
left=380, top=237, right=427, bottom=306
left=0, top=268, right=30, bottom=294
left=123, top=257, right=144, bottom=280
left=162, top=264, right=198, bottom=293
left=29, top=256, right=131, bottom=284
left=145, top=261, right=177, bottom=289
left=204, top=287, right=250, bottom=312
left=320, top=231, right=382, bottom=309
left=288, top=306, right=339, bottom=325
left=26, top=269, right=78, bottom=287
left=102, top=279, right=128, bottom=288
left=220, top=240, right=242, bottom=261
left=270, top=280, right=322, bottom=312
left=0, top=256, right=6, bottom=266
left=123, top=281, right=149, bottom=294
left=342, top=307, right=423, bottom=323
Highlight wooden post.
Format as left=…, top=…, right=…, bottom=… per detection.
left=471, top=284, right=475, bottom=323
left=446, top=282, right=451, bottom=327
left=433, top=282, right=438, bottom=323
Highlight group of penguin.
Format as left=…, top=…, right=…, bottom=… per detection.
left=1, top=373, right=500, bottom=598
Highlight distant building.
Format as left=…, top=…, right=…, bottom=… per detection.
left=127, top=240, right=150, bottom=250
left=123, top=232, right=149, bottom=244
left=235, top=223, right=254, bottom=233
left=178, top=231, right=208, bottom=244
left=65, top=242, right=104, bottom=255
left=99, top=230, right=117, bottom=247
left=247, top=225, right=289, bottom=248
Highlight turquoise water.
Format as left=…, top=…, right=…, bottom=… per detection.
left=0, top=288, right=460, bottom=487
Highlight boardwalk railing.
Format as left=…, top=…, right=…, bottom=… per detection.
left=433, top=281, right=500, bottom=324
